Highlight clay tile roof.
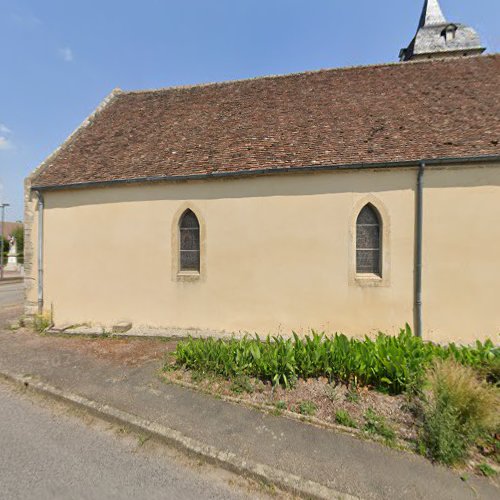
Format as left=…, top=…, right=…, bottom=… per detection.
left=32, top=55, right=500, bottom=189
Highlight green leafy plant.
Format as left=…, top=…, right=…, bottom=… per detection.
left=33, top=312, right=52, bottom=333
left=137, top=434, right=151, bottom=447
left=101, top=330, right=112, bottom=338
left=420, top=360, right=500, bottom=465
left=172, top=327, right=499, bottom=393
left=297, top=401, right=317, bottom=416
left=477, top=463, right=497, bottom=478
left=335, top=410, right=358, bottom=428
left=275, top=400, right=287, bottom=410
left=364, top=408, right=396, bottom=443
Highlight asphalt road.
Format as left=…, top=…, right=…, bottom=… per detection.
left=0, top=281, right=24, bottom=309
left=0, top=383, right=261, bottom=500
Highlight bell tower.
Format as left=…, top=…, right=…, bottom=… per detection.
left=400, top=0, right=485, bottom=61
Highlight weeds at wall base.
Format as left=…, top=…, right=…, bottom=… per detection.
left=33, top=312, right=52, bottom=333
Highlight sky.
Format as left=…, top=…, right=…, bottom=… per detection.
left=1, top=0, right=499, bottom=222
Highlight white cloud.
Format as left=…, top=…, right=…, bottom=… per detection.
left=58, top=47, right=74, bottom=62
left=10, top=12, right=42, bottom=28
left=0, top=137, right=13, bottom=150
left=0, top=124, right=13, bottom=150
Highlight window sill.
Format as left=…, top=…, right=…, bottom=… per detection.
left=176, top=271, right=201, bottom=282
left=354, top=273, right=384, bottom=287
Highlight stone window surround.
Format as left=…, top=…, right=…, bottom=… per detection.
left=348, top=196, right=391, bottom=288
left=171, top=203, right=206, bottom=283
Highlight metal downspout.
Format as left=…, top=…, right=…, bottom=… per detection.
left=35, top=191, right=44, bottom=314
left=415, top=162, right=425, bottom=338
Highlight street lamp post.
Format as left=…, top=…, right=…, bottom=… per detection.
left=0, top=203, right=10, bottom=280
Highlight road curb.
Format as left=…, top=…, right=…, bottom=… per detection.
left=0, top=368, right=358, bottom=500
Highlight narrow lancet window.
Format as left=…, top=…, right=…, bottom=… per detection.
left=179, top=209, right=200, bottom=272
left=356, top=204, right=381, bottom=275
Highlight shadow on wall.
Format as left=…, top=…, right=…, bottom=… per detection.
left=40, top=163, right=500, bottom=211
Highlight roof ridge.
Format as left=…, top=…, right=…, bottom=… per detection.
left=121, top=54, right=498, bottom=96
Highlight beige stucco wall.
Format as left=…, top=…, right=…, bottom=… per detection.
left=26, top=163, right=500, bottom=344
left=422, top=165, right=500, bottom=343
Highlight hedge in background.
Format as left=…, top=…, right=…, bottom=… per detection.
left=172, top=326, right=499, bottom=394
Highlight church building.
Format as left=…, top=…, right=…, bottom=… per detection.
left=25, top=1, right=499, bottom=343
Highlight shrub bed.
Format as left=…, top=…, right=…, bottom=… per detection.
left=420, top=360, right=499, bottom=465
left=172, top=326, right=498, bottom=394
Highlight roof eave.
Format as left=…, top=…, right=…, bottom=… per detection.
left=31, top=154, right=500, bottom=192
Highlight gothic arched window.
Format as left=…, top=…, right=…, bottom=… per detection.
left=356, top=204, right=381, bottom=276
left=179, top=209, right=200, bottom=272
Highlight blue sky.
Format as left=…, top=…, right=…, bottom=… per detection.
left=1, top=0, right=499, bottom=221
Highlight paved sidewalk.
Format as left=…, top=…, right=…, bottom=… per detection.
left=0, top=328, right=497, bottom=499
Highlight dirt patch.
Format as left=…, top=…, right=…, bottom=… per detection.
left=164, top=368, right=417, bottom=442
left=64, top=337, right=178, bottom=366
left=6, top=328, right=178, bottom=367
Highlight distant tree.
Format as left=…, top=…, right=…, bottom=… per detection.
left=0, top=235, right=7, bottom=265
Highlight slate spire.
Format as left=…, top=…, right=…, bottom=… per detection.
left=400, top=0, right=485, bottom=61
left=417, top=0, right=446, bottom=28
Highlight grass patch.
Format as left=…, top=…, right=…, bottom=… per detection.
left=335, top=410, right=358, bottom=428
left=420, top=360, right=500, bottom=466
left=275, top=400, right=287, bottom=410
left=137, top=434, right=151, bottom=447
left=100, top=328, right=112, bottom=338
left=364, top=408, right=396, bottom=443
left=297, top=401, right=317, bottom=416
left=477, top=463, right=497, bottom=477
